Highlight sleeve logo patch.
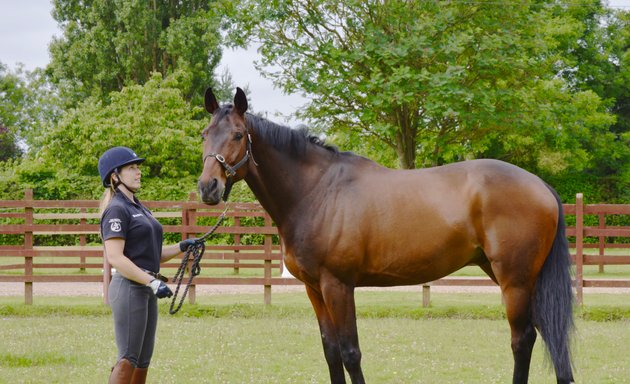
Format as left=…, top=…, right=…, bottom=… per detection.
left=109, top=218, right=122, bottom=232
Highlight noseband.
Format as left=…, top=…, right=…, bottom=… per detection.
left=203, top=132, right=254, bottom=202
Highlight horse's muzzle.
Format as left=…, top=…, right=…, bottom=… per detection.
left=198, top=178, right=223, bottom=205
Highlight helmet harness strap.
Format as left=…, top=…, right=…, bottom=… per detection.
left=112, top=168, right=138, bottom=194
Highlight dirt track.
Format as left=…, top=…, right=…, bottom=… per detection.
left=1, top=281, right=627, bottom=298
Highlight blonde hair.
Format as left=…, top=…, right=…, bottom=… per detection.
left=98, top=176, right=117, bottom=216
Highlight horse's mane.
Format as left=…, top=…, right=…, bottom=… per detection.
left=245, top=112, right=339, bottom=156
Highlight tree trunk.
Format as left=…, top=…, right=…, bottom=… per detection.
left=394, top=106, right=416, bottom=169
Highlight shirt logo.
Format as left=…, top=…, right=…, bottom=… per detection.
left=109, top=218, right=122, bottom=232
left=132, top=213, right=144, bottom=218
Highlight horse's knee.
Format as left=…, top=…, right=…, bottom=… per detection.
left=321, top=337, right=342, bottom=363
left=340, top=346, right=362, bottom=369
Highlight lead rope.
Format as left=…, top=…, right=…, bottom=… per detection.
left=169, top=203, right=230, bottom=315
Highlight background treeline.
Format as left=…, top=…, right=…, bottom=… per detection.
left=0, top=0, right=628, bottom=205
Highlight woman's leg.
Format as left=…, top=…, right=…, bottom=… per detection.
left=109, top=274, right=153, bottom=367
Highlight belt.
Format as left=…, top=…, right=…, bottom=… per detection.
left=142, top=269, right=168, bottom=283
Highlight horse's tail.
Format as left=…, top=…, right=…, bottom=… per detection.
left=534, top=185, right=575, bottom=381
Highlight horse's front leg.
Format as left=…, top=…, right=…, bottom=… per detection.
left=319, top=272, right=365, bottom=384
left=305, top=285, right=346, bottom=384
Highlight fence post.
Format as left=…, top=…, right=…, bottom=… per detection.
left=264, top=213, right=272, bottom=305
left=24, top=189, right=34, bottom=305
left=234, top=216, right=241, bottom=274
left=575, top=193, right=584, bottom=305
left=598, top=213, right=605, bottom=273
left=80, top=207, right=87, bottom=272
left=185, top=192, right=197, bottom=304
left=422, top=284, right=431, bottom=307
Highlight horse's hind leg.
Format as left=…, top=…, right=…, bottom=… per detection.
left=503, top=286, right=537, bottom=384
left=305, top=285, right=347, bottom=384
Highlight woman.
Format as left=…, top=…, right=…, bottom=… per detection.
left=98, top=146, right=196, bottom=384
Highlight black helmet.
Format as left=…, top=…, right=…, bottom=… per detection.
left=98, top=146, right=145, bottom=187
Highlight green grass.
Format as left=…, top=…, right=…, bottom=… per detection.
left=0, top=291, right=629, bottom=383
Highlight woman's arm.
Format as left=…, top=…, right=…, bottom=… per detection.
left=104, top=238, right=153, bottom=285
left=160, top=244, right=184, bottom=263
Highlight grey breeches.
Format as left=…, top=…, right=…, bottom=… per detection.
left=108, top=273, right=158, bottom=368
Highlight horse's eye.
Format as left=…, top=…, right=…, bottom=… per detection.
left=234, top=132, right=244, bottom=141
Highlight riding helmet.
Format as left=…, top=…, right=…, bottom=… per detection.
left=98, top=146, right=145, bottom=187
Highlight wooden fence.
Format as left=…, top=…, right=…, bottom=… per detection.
left=0, top=189, right=300, bottom=305
left=1, top=190, right=628, bottom=306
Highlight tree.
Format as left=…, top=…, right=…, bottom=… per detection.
left=0, top=126, right=21, bottom=162
left=1, top=62, right=67, bottom=156
left=549, top=4, right=630, bottom=200
left=0, top=63, right=25, bottom=160
left=47, top=0, right=224, bottom=106
left=7, top=74, right=205, bottom=200
left=228, top=0, right=615, bottom=172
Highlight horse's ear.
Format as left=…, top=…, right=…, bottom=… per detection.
left=234, top=87, right=248, bottom=116
left=204, top=88, right=219, bottom=114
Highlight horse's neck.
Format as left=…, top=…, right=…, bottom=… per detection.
left=245, top=144, right=324, bottom=225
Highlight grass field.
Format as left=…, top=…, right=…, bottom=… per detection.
left=1, top=291, right=629, bottom=383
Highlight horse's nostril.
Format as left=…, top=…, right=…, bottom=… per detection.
left=209, top=178, right=218, bottom=189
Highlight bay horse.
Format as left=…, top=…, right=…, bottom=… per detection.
left=198, top=87, right=575, bottom=384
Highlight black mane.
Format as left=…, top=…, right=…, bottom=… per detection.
left=244, top=112, right=338, bottom=156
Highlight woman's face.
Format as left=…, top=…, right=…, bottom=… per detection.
left=115, top=163, right=142, bottom=191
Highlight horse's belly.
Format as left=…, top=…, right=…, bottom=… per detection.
left=357, top=225, right=480, bottom=286
left=357, top=255, right=471, bottom=286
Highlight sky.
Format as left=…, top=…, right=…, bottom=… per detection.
left=1, top=0, right=629, bottom=124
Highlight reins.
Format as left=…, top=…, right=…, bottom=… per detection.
left=169, top=119, right=256, bottom=315
left=168, top=203, right=229, bottom=315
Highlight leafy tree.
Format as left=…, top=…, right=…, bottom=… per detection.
left=1, top=62, right=67, bottom=157
left=6, top=74, right=205, bottom=200
left=0, top=126, right=21, bottom=162
left=0, top=63, right=25, bottom=160
left=48, top=0, right=224, bottom=106
left=549, top=4, right=629, bottom=200
left=228, top=0, right=615, bottom=174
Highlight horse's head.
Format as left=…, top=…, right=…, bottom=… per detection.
left=198, top=87, right=250, bottom=205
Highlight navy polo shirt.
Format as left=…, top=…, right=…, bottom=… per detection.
left=100, top=191, right=163, bottom=273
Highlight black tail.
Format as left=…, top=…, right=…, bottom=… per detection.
left=534, top=185, right=575, bottom=381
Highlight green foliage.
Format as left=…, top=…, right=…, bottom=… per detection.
left=543, top=171, right=605, bottom=204
left=0, top=65, right=64, bottom=156
left=0, top=126, right=21, bottom=162
left=224, top=0, right=627, bottom=202
left=229, top=0, right=617, bottom=175
left=0, top=63, right=30, bottom=160
left=48, top=0, right=224, bottom=106
left=5, top=75, right=205, bottom=201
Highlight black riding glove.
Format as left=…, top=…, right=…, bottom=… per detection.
left=179, top=238, right=200, bottom=252
left=148, top=279, right=173, bottom=298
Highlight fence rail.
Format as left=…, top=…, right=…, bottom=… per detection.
left=1, top=190, right=628, bottom=305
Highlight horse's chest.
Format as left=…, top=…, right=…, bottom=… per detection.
left=281, top=237, right=325, bottom=282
